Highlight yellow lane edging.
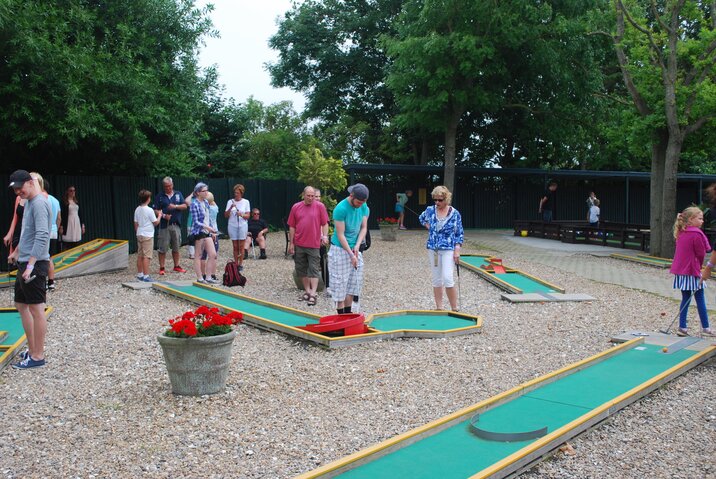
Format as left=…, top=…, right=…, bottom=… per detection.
left=295, top=339, right=642, bottom=478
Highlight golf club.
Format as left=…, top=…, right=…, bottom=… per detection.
left=456, top=260, right=461, bottom=312
left=659, top=290, right=696, bottom=334
left=404, top=205, right=421, bottom=219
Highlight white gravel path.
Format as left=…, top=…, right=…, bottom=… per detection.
left=0, top=231, right=713, bottom=478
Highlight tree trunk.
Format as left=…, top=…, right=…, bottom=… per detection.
left=420, top=138, right=429, bottom=165
left=659, top=134, right=684, bottom=257
left=501, top=137, right=515, bottom=168
left=443, top=108, right=462, bottom=192
left=411, top=141, right=419, bottom=164
left=649, top=130, right=667, bottom=256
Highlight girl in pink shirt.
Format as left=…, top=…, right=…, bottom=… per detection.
left=669, top=206, right=714, bottom=337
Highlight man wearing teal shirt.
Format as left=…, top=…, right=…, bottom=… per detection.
left=329, top=184, right=370, bottom=314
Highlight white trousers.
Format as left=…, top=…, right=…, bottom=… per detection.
left=428, top=250, right=455, bottom=287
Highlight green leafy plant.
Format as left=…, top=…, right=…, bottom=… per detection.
left=297, top=147, right=347, bottom=215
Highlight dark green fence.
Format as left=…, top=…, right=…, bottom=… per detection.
left=0, top=174, right=304, bottom=271
left=346, top=165, right=716, bottom=230
left=3, top=168, right=716, bottom=271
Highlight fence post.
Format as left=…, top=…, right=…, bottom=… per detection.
left=625, top=177, right=630, bottom=224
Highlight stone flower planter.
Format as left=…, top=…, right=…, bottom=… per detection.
left=157, top=329, right=237, bottom=396
left=379, top=224, right=398, bottom=241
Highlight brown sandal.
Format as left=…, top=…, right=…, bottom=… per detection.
left=307, top=294, right=317, bottom=306
left=299, top=292, right=310, bottom=301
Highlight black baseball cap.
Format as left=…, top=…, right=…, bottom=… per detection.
left=8, top=170, right=32, bottom=188
left=348, top=183, right=369, bottom=201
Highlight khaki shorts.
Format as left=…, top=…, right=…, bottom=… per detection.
left=294, top=246, right=321, bottom=278
left=137, top=235, right=154, bottom=258
left=158, top=224, right=181, bottom=254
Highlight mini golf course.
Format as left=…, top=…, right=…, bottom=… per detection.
left=458, top=255, right=563, bottom=295
left=153, top=282, right=482, bottom=348
left=0, top=307, right=53, bottom=371
left=0, top=239, right=128, bottom=288
left=53, top=239, right=128, bottom=278
left=610, top=253, right=672, bottom=269
left=296, top=334, right=715, bottom=479
left=458, top=254, right=593, bottom=302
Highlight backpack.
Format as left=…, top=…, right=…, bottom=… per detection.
left=359, top=229, right=371, bottom=252
left=223, top=260, right=246, bottom=287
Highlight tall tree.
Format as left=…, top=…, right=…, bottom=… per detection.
left=384, top=1, right=608, bottom=190
left=268, top=0, right=413, bottom=164
left=0, top=0, right=216, bottom=175
left=240, top=98, right=313, bottom=180
left=610, top=0, right=716, bottom=256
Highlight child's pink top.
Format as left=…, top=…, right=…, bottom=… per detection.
left=669, top=226, right=711, bottom=277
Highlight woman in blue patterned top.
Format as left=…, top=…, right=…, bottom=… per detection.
left=418, top=186, right=464, bottom=311
left=189, top=183, right=218, bottom=284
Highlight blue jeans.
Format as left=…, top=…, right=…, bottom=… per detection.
left=679, top=288, right=709, bottom=329
left=542, top=210, right=553, bottom=223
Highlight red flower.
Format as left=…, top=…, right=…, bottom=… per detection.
left=164, top=306, right=242, bottom=338
left=170, top=318, right=198, bottom=337
left=227, top=311, right=243, bottom=324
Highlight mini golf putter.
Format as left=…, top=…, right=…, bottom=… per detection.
left=24, top=275, right=36, bottom=283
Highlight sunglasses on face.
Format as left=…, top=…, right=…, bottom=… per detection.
left=433, top=197, right=445, bottom=202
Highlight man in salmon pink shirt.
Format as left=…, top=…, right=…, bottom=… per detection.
left=288, top=186, right=329, bottom=306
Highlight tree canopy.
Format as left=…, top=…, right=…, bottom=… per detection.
left=269, top=0, right=644, bottom=179
left=3, top=0, right=716, bottom=206
left=608, top=0, right=716, bottom=255
left=0, top=0, right=216, bottom=175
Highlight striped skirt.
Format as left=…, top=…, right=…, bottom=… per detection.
left=673, top=274, right=705, bottom=291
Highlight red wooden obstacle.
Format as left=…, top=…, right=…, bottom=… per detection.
left=481, top=258, right=507, bottom=274
left=299, top=313, right=368, bottom=336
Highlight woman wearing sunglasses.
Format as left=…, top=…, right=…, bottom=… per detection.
left=418, top=186, right=464, bottom=311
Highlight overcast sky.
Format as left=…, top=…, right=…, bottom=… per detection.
left=196, top=0, right=306, bottom=111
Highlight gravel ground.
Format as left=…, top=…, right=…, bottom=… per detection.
left=1, top=231, right=714, bottom=478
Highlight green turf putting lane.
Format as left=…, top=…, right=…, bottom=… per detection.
left=0, top=273, right=13, bottom=287
left=459, top=255, right=492, bottom=269
left=154, top=284, right=482, bottom=347
left=637, top=254, right=672, bottom=263
left=610, top=253, right=672, bottom=268
left=368, top=312, right=477, bottom=332
left=0, top=309, right=38, bottom=370
left=165, top=284, right=318, bottom=327
left=303, top=341, right=711, bottom=479
left=459, top=255, right=560, bottom=294
left=0, top=310, right=27, bottom=350
left=527, top=344, right=694, bottom=409
left=497, top=273, right=557, bottom=294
